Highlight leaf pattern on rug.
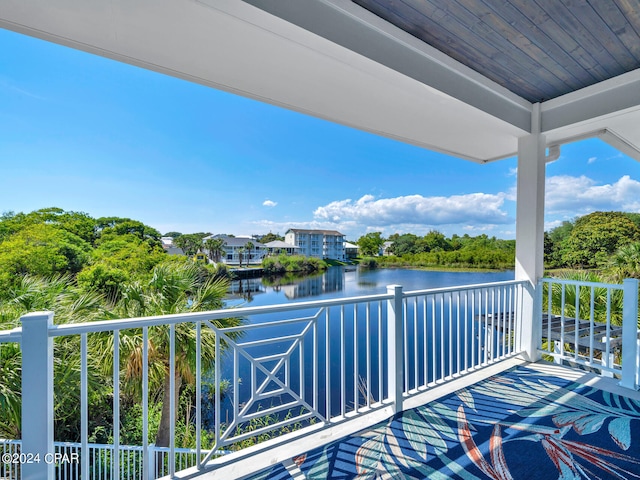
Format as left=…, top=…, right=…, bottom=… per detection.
left=457, top=406, right=513, bottom=480
left=245, top=367, right=640, bottom=480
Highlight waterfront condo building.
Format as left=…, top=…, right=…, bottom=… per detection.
left=284, top=229, right=346, bottom=261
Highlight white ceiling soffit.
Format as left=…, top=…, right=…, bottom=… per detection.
left=0, top=0, right=638, bottom=162
left=0, top=0, right=528, bottom=163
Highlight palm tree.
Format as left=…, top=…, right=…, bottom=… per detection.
left=105, top=262, right=242, bottom=447
left=204, top=238, right=226, bottom=263
left=237, top=247, right=245, bottom=267
left=610, top=242, right=640, bottom=281
left=0, top=275, right=106, bottom=440
left=245, top=241, right=254, bottom=265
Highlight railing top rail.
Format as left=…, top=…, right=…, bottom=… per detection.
left=539, top=277, right=623, bottom=290
left=46, top=291, right=394, bottom=337
left=404, top=279, right=527, bottom=298
left=0, top=328, right=22, bottom=344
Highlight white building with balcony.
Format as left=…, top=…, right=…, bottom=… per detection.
left=284, top=228, right=345, bottom=261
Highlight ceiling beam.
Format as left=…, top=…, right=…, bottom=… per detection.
left=541, top=69, right=640, bottom=133
left=240, top=0, right=532, bottom=132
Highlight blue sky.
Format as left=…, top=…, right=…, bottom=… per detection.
left=2, top=28, right=640, bottom=240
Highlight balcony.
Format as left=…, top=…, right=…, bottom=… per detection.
left=1, top=277, right=638, bottom=479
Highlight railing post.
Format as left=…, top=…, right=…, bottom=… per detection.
left=147, top=444, right=156, bottom=480
left=386, top=285, right=403, bottom=414
left=517, top=281, right=541, bottom=361
left=620, top=278, right=639, bottom=390
left=20, top=311, right=54, bottom=480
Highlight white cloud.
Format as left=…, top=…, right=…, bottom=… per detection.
left=262, top=200, right=277, bottom=207
left=313, top=193, right=510, bottom=227
left=546, top=174, right=640, bottom=214
left=587, top=156, right=597, bottom=164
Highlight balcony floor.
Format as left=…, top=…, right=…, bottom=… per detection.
left=222, top=359, right=640, bottom=480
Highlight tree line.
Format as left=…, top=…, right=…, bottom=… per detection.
left=356, top=211, right=640, bottom=275
left=356, top=231, right=516, bottom=269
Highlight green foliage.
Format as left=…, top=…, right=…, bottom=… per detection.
left=608, top=242, right=640, bottom=281
left=262, top=255, right=328, bottom=274
left=96, top=217, right=162, bottom=249
left=204, top=237, right=226, bottom=263
left=381, top=232, right=514, bottom=269
left=543, top=271, right=624, bottom=326
left=174, top=233, right=206, bottom=256
left=0, top=208, right=97, bottom=244
left=259, top=232, right=284, bottom=243
left=0, top=275, right=107, bottom=439
left=357, top=232, right=385, bottom=256
left=0, top=224, right=91, bottom=293
left=559, top=212, right=640, bottom=268
left=359, top=257, right=379, bottom=269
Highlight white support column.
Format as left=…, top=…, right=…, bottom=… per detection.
left=515, top=103, right=546, bottom=362
left=386, top=285, right=404, bottom=414
left=20, top=311, right=54, bottom=480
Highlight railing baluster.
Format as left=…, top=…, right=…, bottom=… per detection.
left=81, top=333, right=89, bottom=480
left=143, top=327, right=149, bottom=479
left=414, top=297, right=418, bottom=390
left=353, top=304, right=358, bottom=412
left=575, top=284, right=580, bottom=361
left=340, top=305, right=345, bottom=417
left=366, top=302, right=371, bottom=407
left=169, top=323, right=176, bottom=478
left=403, top=299, right=409, bottom=392
left=113, top=329, right=120, bottom=480
left=195, top=322, right=201, bottom=470
left=326, top=308, right=331, bottom=419
left=422, top=297, right=427, bottom=387
left=456, top=292, right=461, bottom=374
left=378, top=302, right=383, bottom=403
left=471, top=290, right=476, bottom=368
left=431, top=295, right=436, bottom=384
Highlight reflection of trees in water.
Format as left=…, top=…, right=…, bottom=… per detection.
left=229, top=278, right=265, bottom=301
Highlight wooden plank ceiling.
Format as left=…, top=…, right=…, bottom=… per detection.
left=352, top=0, right=640, bottom=103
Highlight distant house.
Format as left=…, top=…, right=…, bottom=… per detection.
left=344, top=242, right=359, bottom=259
left=203, top=235, right=266, bottom=265
left=284, top=229, right=346, bottom=261
left=381, top=241, right=394, bottom=256
left=160, top=237, right=174, bottom=249
left=263, top=240, right=301, bottom=256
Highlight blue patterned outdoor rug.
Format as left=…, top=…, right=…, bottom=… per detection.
left=243, top=366, right=640, bottom=479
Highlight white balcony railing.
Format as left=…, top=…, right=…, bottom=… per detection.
left=2, top=280, right=529, bottom=479
left=0, top=439, right=221, bottom=480
left=538, top=277, right=640, bottom=388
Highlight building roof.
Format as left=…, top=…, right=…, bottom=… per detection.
left=211, top=236, right=265, bottom=248
left=344, top=242, right=359, bottom=249
left=264, top=240, right=300, bottom=249
left=286, top=229, right=345, bottom=236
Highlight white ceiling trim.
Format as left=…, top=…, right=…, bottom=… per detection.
left=541, top=69, right=640, bottom=133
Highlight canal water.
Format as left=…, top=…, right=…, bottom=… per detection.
left=206, top=267, right=515, bottom=433
left=226, top=266, right=515, bottom=306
